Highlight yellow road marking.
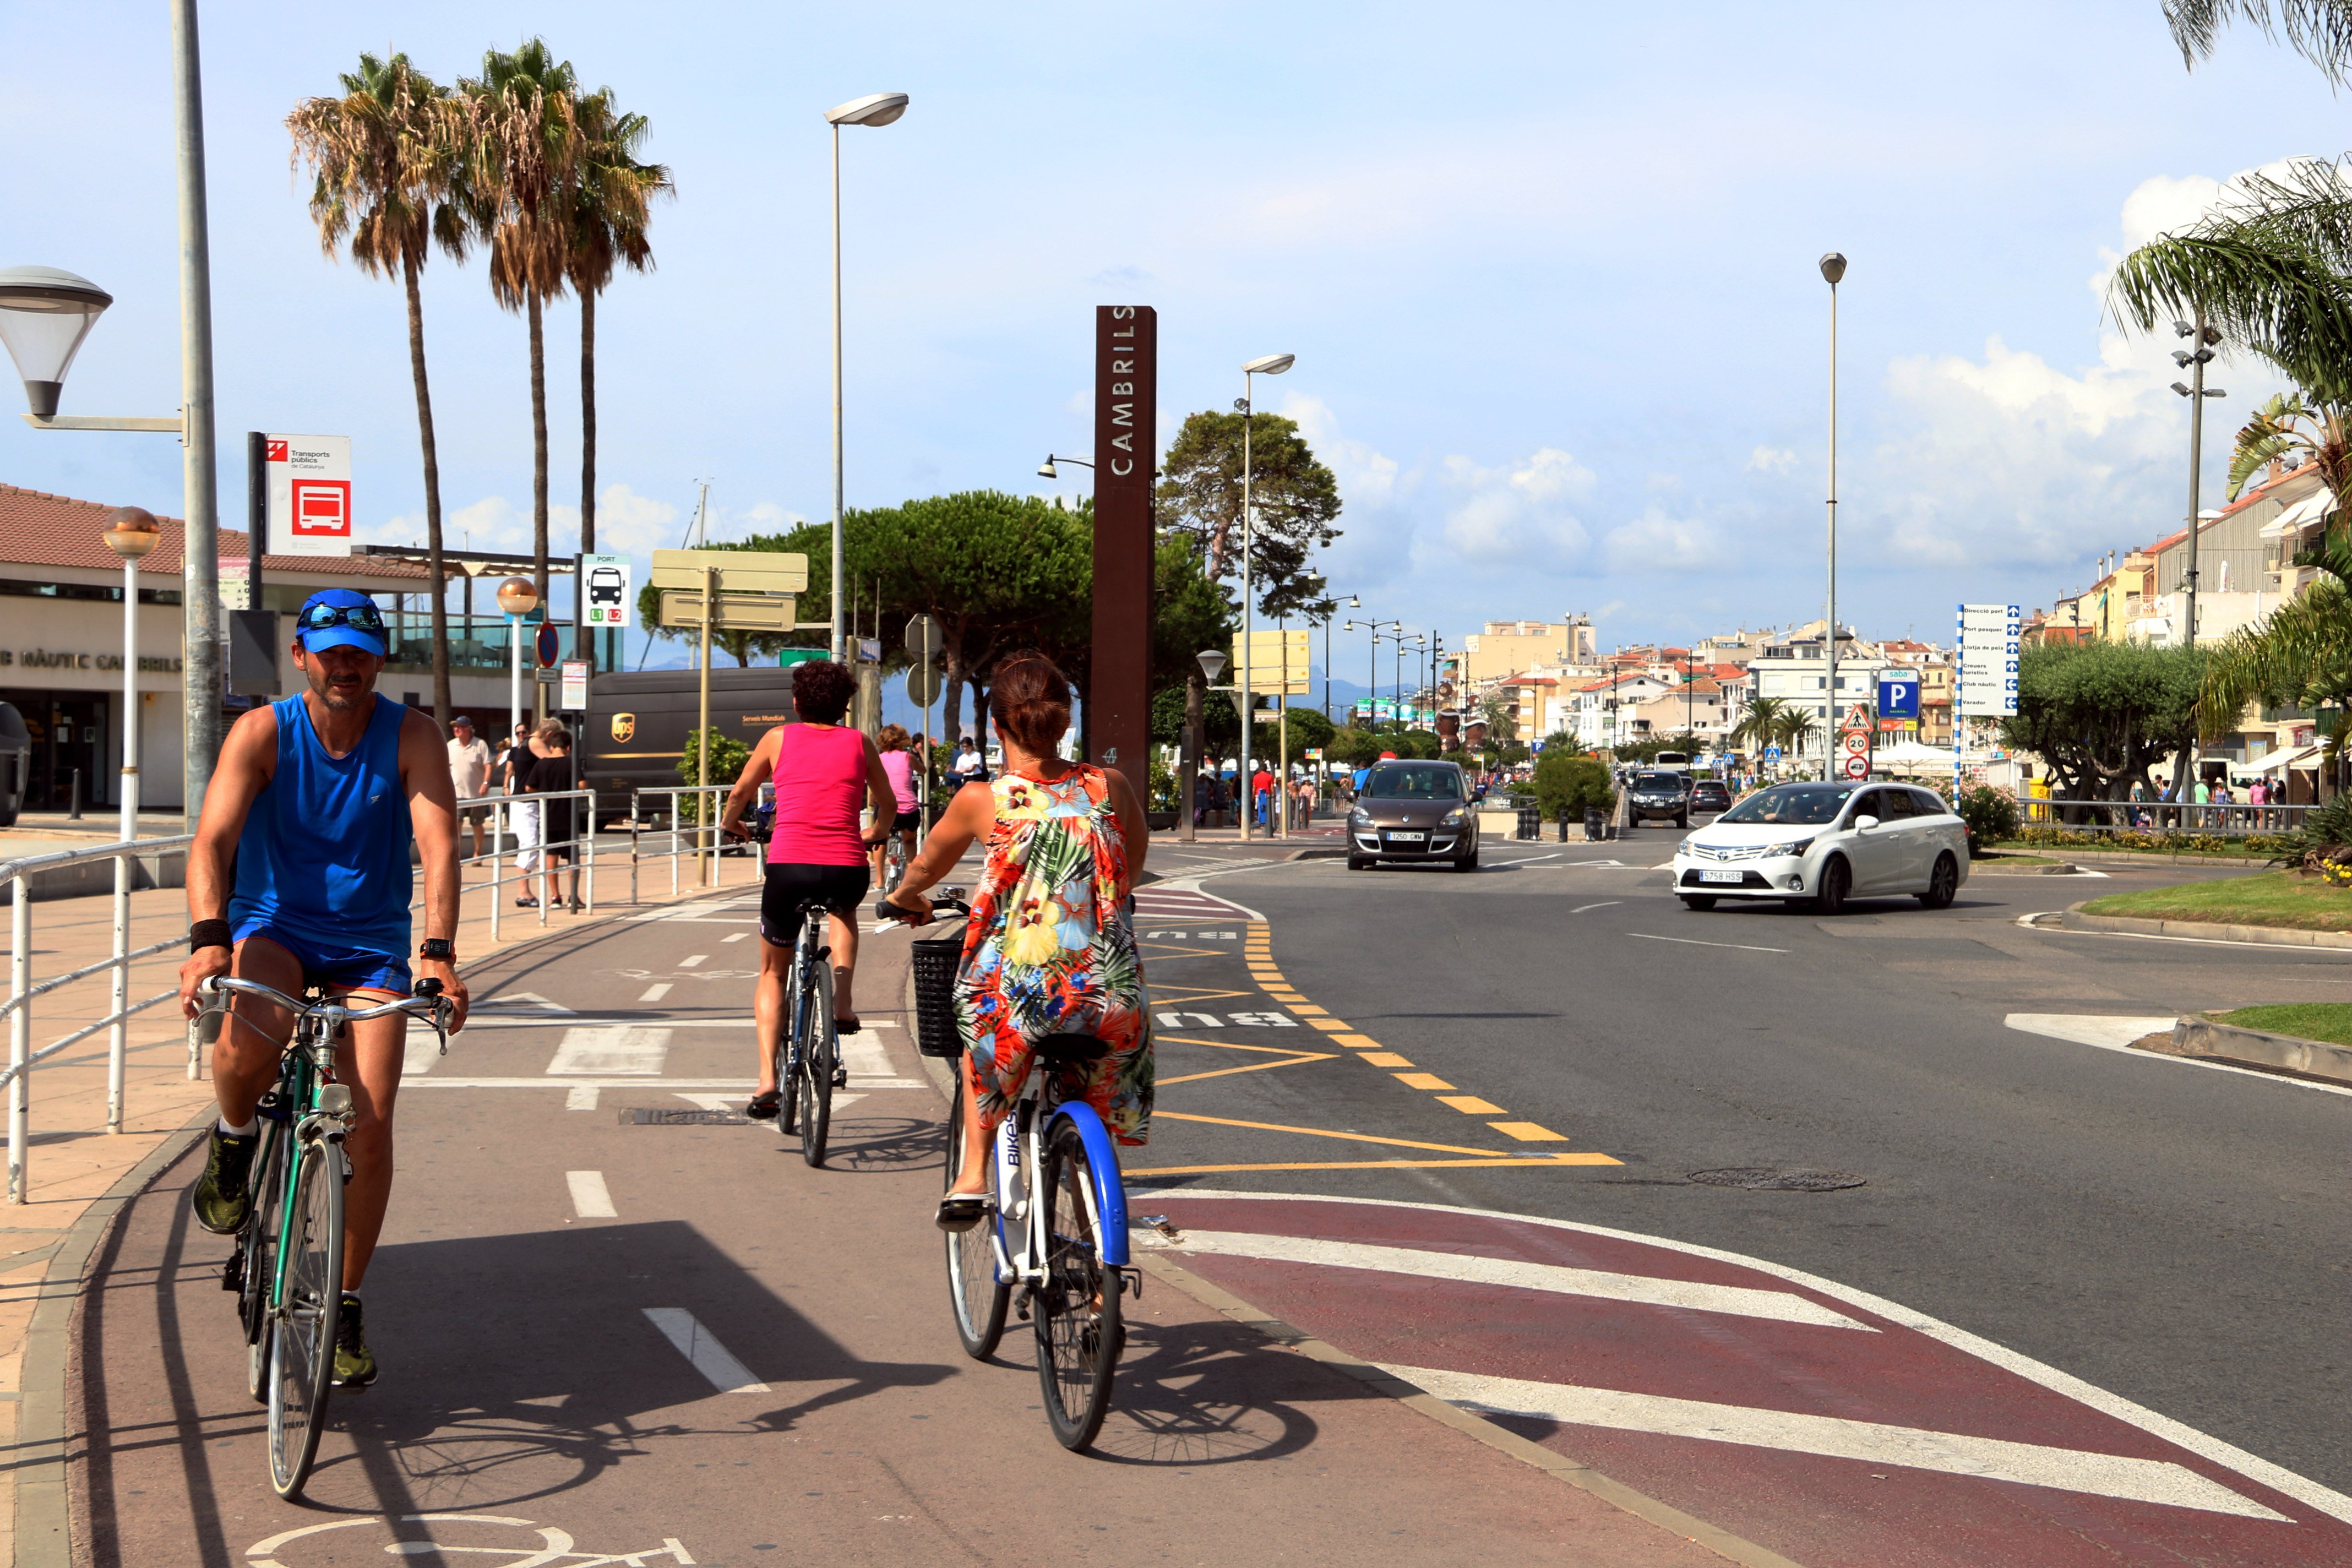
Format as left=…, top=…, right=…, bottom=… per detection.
left=1129, top=1155, right=1622, bottom=1175
left=1490, top=1121, right=1569, bottom=1141
left=1331, top=1034, right=1381, bottom=1049
left=1284, top=1004, right=1329, bottom=1016
left=1151, top=984, right=1255, bottom=1003
left=1159, top=1052, right=1337, bottom=1085
left=1306, top=1019, right=1351, bottom=1031
left=1157, top=1035, right=1328, bottom=1054
left=1394, top=1072, right=1455, bottom=1091
left=1154, top=1110, right=1576, bottom=1160
left=1438, top=1095, right=1506, bottom=1115
left=1360, top=1052, right=1413, bottom=1067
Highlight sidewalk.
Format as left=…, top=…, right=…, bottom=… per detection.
left=0, top=841, right=734, bottom=1566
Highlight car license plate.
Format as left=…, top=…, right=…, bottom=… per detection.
left=1387, top=831, right=1425, bottom=842
left=1700, top=868, right=1743, bottom=883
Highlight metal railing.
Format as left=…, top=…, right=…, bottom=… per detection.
left=459, top=788, right=601, bottom=943
left=627, top=785, right=742, bottom=903
left=1, top=835, right=193, bottom=1204
left=2017, top=796, right=2318, bottom=836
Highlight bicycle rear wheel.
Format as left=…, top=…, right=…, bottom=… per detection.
left=239, top=1117, right=287, bottom=1404
left=942, top=1084, right=1008, bottom=1358
left=268, top=1139, right=344, bottom=1499
left=774, top=987, right=798, bottom=1136
left=1035, top=1115, right=1121, bottom=1451
left=798, top=963, right=835, bottom=1167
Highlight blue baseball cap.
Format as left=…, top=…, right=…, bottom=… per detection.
left=294, top=589, right=389, bottom=657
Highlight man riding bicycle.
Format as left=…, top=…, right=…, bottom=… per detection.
left=177, top=589, right=472, bottom=1390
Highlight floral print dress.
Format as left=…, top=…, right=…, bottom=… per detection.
left=954, top=765, right=1153, bottom=1145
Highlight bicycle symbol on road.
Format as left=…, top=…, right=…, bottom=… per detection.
left=247, top=1514, right=695, bottom=1567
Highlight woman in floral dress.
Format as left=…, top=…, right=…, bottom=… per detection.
left=880, top=655, right=1153, bottom=1229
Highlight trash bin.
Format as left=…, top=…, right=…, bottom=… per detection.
left=1583, top=806, right=1608, bottom=842
left=1515, top=804, right=1540, bottom=841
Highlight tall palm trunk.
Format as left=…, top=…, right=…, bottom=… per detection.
left=404, top=252, right=452, bottom=728
left=528, top=284, right=550, bottom=664
left=579, top=282, right=597, bottom=549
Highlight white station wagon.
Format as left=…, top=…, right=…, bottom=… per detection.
left=1670, top=781, right=1969, bottom=916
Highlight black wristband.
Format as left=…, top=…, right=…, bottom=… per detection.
left=190, top=918, right=232, bottom=954
left=418, top=938, right=454, bottom=962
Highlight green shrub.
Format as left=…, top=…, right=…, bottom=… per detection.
left=676, top=727, right=752, bottom=790
left=1954, top=782, right=2019, bottom=857
left=1535, top=753, right=1615, bottom=821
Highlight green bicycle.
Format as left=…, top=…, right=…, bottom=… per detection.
left=203, top=974, right=452, bottom=1499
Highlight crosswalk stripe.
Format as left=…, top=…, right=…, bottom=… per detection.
left=1160, top=1230, right=1872, bottom=1331
left=565, top=1170, right=617, bottom=1218
left=1386, top=1364, right=2287, bottom=1521
left=545, top=1026, right=672, bottom=1076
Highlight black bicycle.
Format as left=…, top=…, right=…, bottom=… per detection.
left=773, top=897, right=841, bottom=1167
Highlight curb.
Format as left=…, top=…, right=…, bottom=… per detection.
left=1968, top=861, right=2084, bottom=876
left=1999, top=845, right=2271, bottom=869
left=2164, top=1015, right=2352, bottom=1086
left=2064, top=902, right=2352, bottom=950
left=15, top=1104, right=215, bottom=1568
left=902, top=944, right=1799, bottom=1567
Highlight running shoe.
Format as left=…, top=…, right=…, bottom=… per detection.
left=334, top=1293, right=377, bottom=1389
left=192, top=1127, right=258, bottom=1234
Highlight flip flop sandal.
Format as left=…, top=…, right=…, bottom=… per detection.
left=935, top=1193, right=989, bottom=1232
left=834, top=1016, right=862, bottom=1034
left=745, top=1090, right=782, bottom=1120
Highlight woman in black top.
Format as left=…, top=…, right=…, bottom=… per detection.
left=519, top=721, right=580, bottom=911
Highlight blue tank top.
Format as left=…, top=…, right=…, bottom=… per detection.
left=227, top=693, right=412, bottom=956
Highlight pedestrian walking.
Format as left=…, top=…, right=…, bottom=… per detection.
left=503, top=721, right=546, bottom=902
left=1251, top=765, right=1275, bottom=828
left=517, top=721, right=581, bottom=911
left=445, top=715, right=491, bottom=861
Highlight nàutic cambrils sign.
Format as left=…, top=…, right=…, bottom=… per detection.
left=1956, top=602, right=2020, bottom=717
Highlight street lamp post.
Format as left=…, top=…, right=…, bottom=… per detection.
left=2170, top=313, right=2226, bottom=803
left=1193, top=649, right=1227, bottom=839
left=1236, top=352, right=1294, bottom=842
left=100, top=508, right=159, bottom=1136
left=1324, top=595, right=1358, bottom=720
left=497, top=577, right=538, bottom=754
left=824, top=91, right=910, bottom=663
left=1820, top=251, right=1845, bottom=783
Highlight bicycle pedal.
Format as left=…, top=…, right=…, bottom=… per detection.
left=222, top=1249, right=244, bottom=1293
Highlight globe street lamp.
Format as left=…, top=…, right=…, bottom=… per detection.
left=497, top=576, right=539, bottom=748
left=825, top=91, right=910, bottom=663
left=101, top=508, right=161, bottom=842
left=1235, top=352, right=1294, bottom=841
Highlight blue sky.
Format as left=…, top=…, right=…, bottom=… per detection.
left=2, top=1, right=2343, bottom=688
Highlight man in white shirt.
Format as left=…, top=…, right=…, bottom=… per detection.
left=446, top=715, right=491, bottom=859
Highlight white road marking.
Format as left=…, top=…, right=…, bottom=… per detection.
left=1569, top=901, right=1621, bottom=914
left=404, top=1075, right=927, bottom=1091
left=400, top=1028, right=442, bottom=1077
left=674, top=1093, right=739, bottom=1112
left=638, top=982, right=673, bottom=1002
left=1385, top=1364, right=2287, bottom=1521
left=722, top=932, right=749, bottom=943
left=2005, top=1014, right=2352, bottom=1098
left=479, top=991, right=575, bottom=1014
left=1627, top=932, right=1789, bottom=954
left=678, top=954, right=708, bottom=968
left=641, top=1308, right=771, bottom=1393
left=566, top=1170, right=617, bottom=1218
left=565, top=1085, right=600, bottom=1110
left=841, top=1032, right=896, bottom=1080
left=545, top=1026, right=672, bottom=1076
left=1151, top=1230, right=1872, bottom=1331
left=1177, top=1187, right=2352, bottom=1528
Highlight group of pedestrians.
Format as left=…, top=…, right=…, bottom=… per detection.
left=442, top=712, right=585, bottom=911
left=1191, top=764, right=1323, bottom=830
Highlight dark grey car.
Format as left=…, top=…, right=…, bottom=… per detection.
left=1347, top=761, right=1479, bottom=871
left=1627, top=770, right=1692, bottom=827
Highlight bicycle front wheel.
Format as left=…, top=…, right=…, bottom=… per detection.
left=798, top=963, right=835, bottom=1167
left=943, top=1084, right=1008, bottom=1359
left=240, top=1118, right=288, bottom=1405
left=1035, top=1115, right=1121, bottom=1451
left=268, top=1139, right=344, bottom=1499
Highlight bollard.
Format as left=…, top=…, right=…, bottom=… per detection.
left=9, top=875, right=28, bottom=1202
left=68, top=769, right=82, bottom=821
left=107, top=851, right=128, bottom=1132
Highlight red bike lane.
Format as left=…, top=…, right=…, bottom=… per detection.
left=1138, top=1191, right=2351, bottom=1567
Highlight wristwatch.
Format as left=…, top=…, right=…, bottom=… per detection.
left=418, top=938, right=455, bottom=962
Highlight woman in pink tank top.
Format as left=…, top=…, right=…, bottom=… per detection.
left=870, top=723, right=922, bottom=885
left=720, top=660, right=896, bottom=1120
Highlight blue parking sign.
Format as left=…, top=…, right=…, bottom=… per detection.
left=1878, top=672, right=1920, bottom=721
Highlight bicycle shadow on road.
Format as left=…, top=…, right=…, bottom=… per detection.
left=72, top=1158, right=956, bottom=1566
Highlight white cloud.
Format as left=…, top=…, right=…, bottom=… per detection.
left=1436, top=448, right=1594, bottom=567
left=1746, top=445, right=1798, bottom=474
left=1281, top=393, right=1402, bottom=508
left=1602, top=507, right=1736, bottom=574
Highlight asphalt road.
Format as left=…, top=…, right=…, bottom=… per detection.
left=1143, top=828, right=2351, bottom=1494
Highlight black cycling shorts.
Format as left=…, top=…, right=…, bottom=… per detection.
left=891, top=809, right=921, bottom=832
left=760, top=862, right=871, bottom=945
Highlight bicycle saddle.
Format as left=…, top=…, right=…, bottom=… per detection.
left=1035, top=1033, right=1109, bottom=1065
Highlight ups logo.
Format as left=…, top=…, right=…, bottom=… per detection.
left=610, top=712, right=636, bottom=743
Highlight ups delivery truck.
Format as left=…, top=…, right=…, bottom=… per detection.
left=582, top=666, right=801, bottom=805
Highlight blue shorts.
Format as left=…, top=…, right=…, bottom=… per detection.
left=232, top=921, right=411, bottom=995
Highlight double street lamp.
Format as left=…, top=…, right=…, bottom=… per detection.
left=1235, top=351, right=1294, bottom=842
left=825, top=90, right=910, bottom=662
left=1343, top=616, right=1398, bottom=732
left=1820, top=249, right=1845, bottom=783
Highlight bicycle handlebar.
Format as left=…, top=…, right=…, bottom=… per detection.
left=203, top=973, right=456, bottom=1033
left=873, top=886, right=970, bottom=928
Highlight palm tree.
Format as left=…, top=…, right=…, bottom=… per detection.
left=1772, top=706, right=1820, bottom=763
left=564, top=88, right=671, bottom=567
left=1732, top=695, right=1788, bottom=759
left=287, top=54, right=470, bottom=727
left=464, top=40, right=580, bottom=617
left=2163, top=2, right=2352, bottom=80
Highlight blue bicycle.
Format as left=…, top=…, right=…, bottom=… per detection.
left=888, top=892, right=1135, bottom=1450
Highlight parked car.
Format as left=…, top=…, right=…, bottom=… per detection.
left=1670, top=781, right=1968, bottom=915
left=1690, top=778, right=1732, bottom=814
left=1347, top=760, right=1479, bottom=871
left=1626, top=770, right=1694, bottom=827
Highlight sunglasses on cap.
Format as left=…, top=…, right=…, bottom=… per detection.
left=297, top=600, right=388, bottom=636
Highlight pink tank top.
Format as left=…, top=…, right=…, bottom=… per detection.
left=770, top=724, right=868, bottom=867
left=880, top=749, right=917, bottom=813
